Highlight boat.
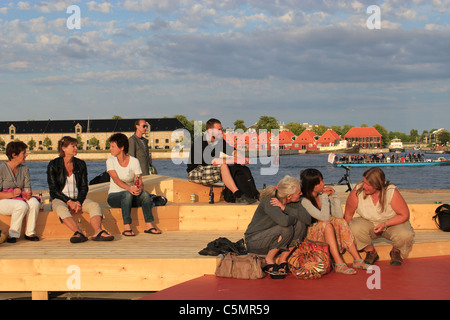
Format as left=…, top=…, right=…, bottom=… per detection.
left=425, top=150, right=445, bottom=154
left=388, top=138, right=405, bottom=153
left=333, top=157, right=450, bottom=167
left=306, top=145, right=360, bottom=154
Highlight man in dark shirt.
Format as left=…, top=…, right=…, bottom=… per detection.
left=129, top=119, right=154, bottom=175
left=187, top=118, right=256, bottom=204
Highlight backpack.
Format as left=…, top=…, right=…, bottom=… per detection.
left=433, top=204, right=450, bottom=232
left=222, top=165, right=260, bottom=203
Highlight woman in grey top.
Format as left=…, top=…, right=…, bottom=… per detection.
left=0, top=141, right=40, bottom=242
left=245, top=175, right=311, bottom=274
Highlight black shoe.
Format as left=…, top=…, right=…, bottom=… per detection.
left=235, top=194, right=257, bottom=204
left=6, top=237, right=17, bottom=243
left=25, top=235, right=40, bottom=241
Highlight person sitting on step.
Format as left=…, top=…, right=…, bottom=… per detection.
left=186, top=118, right=256, bottom=204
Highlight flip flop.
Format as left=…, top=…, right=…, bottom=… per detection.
left=70, top=231, right=88, bottom=243
left=144, top=228, right=162, bottom=235
left=122, top=230, right=135, bottom=237
left=92, top=230, right=114, bottom=241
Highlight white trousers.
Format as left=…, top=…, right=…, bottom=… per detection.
left=0, top=198, right=40, bottom=238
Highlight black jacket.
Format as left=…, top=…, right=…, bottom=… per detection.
left=47, top=157, right=89, bottom=204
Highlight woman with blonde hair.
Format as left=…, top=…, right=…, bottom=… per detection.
left=344, top=167, right=414, bottom=266
left=244, top=175, right=311, bottom=275
left=300, top=168, right=369, bottom=275
left=48, top=136, right=114, bottom=243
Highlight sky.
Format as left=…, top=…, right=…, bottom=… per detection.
left=1, top=0, right=450, bottom=134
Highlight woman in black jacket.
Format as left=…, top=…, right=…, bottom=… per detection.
left=47, top=136, right=114, bottom=243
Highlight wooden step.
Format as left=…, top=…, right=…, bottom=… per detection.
left=1, top=201, right=442, bottom=240
left=0, top=177, right=446, bottom=239
left=0, top=230, right=449, bottom=298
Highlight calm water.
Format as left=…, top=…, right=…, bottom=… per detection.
left=25, top=151, right=449, bottom=190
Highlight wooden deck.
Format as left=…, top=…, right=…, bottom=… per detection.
left=0, top=175, right=449, bottom=300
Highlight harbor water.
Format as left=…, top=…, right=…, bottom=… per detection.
left=25, top=152, right=450, bottom=191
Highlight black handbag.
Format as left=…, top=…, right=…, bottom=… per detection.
left=433, top=204, right=450, bottom=232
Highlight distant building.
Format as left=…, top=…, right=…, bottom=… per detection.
left=0, top=118, right=186, bottom=151
left=316, top=129, right=341, bottom=148
left=344, top=127, right=382, bottom=149
left=291, top=129, right=318, bottom=151
left=276, top=130, right=295, bottom=150
left=423, top=128, right=445, bottom=145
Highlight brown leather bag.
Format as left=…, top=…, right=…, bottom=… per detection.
left=215, top=253, right=265, bottom=279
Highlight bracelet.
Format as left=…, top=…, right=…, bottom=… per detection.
left=382, top=222, right=387, bottom=232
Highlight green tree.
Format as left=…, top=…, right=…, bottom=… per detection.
left=89, top=137, right=100, bottom=149
left=437, top=131, right=450, bottom=145
left=234, top=120, right=247, bottom=132
left=285, top=122, right=306, bottom=136
left=174, top=115, right=193, bottom=131
left=27, top=139, right=36, bottom=151
left=76, top=136, right=84, bottom=150
left=373, top=124, right=388, bottom=146
left=312, top=124, right=329, bottom=136
left=330, top=125, right=343, bottom=136
left=256, top=116, right=279, bottom=132
left=43, top=137, right=52, bottom=150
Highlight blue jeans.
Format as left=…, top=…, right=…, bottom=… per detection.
left=107, top=191, right=154, bottom=225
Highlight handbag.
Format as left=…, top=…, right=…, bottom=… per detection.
left=288, top=239, right=331, bottom=279
left=215, top=253, right=265, bottom=280
left=433, top=204, right=450, bottom=232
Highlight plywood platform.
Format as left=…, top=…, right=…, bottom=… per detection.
left=0, top=175, right=449, bottom=300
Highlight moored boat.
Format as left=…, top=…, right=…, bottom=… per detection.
left=306, top=145, right=360, bottom=154
left=388, top=138, right=405, bottom=153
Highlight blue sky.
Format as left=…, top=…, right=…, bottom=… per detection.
left=1, top=0, right=450, bottom=134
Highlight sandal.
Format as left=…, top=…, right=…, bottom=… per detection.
left=263, top=264, right=286, bottom=279
left=122, top=230, right=135, bottom=237
left=277, top=262, right=290, bottom=274
left=92, top=230, right=114, bottom=241
left=70, top=231, right=88, bottom=243
left=144, top=228, right=162, bottom=235
left=262, top=264, right=278, bottom=274
left=353, top=259, right=371, bottom=270
left=334, top=263, right=357, bottom=275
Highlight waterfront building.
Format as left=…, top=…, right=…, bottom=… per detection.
left=344, top=127, right=382, bottom=149
left=316, top=129, right=341, bottom=148
left=0, top=118, right=186, bottom=151
left=291, top=129, right=318, bottom=151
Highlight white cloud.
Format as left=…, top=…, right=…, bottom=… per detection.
left=87, top=1, right=114, bottom=13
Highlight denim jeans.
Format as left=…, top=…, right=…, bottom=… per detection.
left=107, top=191, right=154, bottom=225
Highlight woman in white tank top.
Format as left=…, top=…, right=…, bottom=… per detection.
left=344, top=168, right=415, bottom=266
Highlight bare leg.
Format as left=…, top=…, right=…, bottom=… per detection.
left=220, top=164, right=238, bottom=193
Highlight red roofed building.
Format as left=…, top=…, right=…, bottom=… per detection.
left=344, top=127, right=382, bottom=149
left=316, top=129, right=341, bottom=147
left=291, top=129, right=318, bottom=151
left=276, top=130, right=295, bottom=150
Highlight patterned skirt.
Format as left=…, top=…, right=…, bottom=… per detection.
left=306, top=217, right=354, bottom=253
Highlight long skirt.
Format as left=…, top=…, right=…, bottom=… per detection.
left=306, top=217, right=354, bottom=253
